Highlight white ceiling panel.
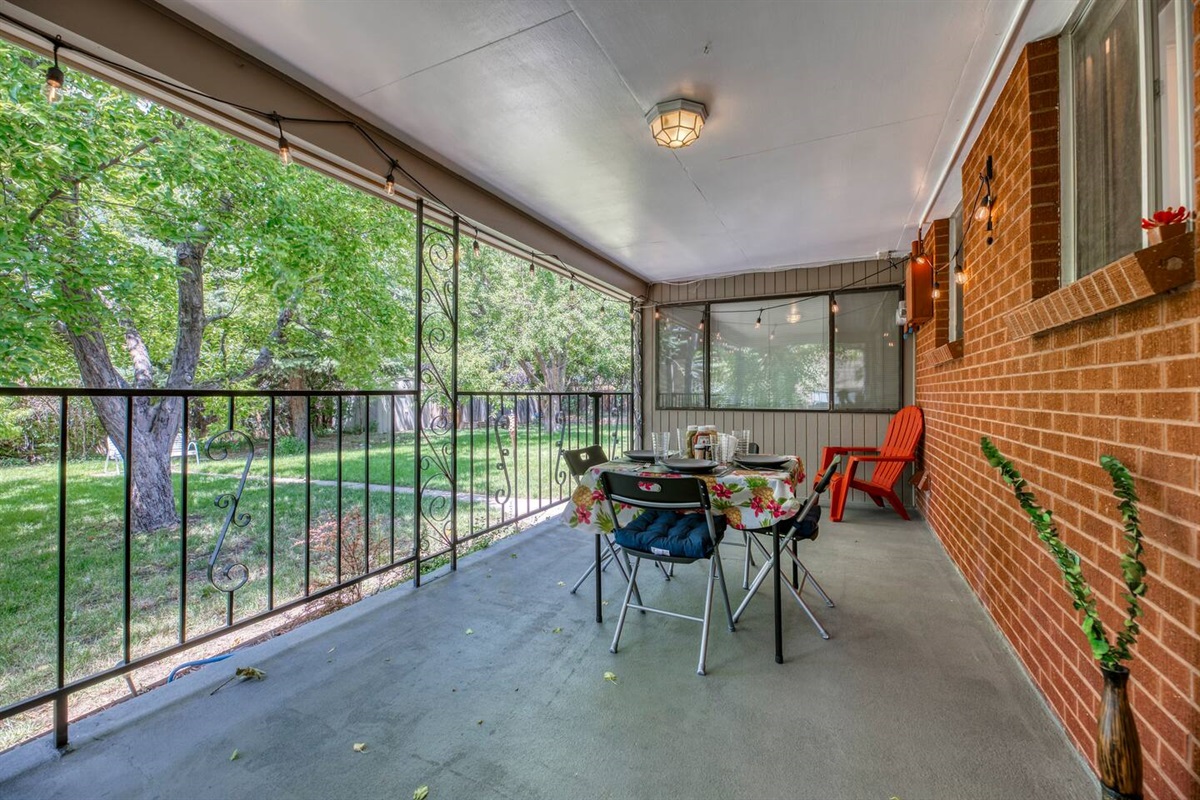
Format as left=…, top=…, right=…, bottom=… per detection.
left=156, top=0, right=1076, bottom=283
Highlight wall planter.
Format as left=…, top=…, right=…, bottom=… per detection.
left=1145, top=222, right=1185, bottom=245
left=981, top=439, right=1148, bottom=800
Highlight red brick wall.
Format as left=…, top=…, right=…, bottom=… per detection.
left=914, top=30, right=1200, bottom=800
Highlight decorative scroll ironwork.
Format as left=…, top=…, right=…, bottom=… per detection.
left=414, top=202, right=458, bottom=572
left=204, top=428, right=254, bottom=593
left=491, top=409, right=512, bottom=506
left=553, top=401, right=568, bottom=489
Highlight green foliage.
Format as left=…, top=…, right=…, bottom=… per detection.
left=276, top=435, right=306, bottom=456
left=980, top=437, right=1148, bottom=670
left=0, top=39, right=416, bottom=390
left=458, top=245, right=630, bottom=392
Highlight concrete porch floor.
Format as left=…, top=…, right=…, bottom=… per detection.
left=0, top=509, right=1096, bottom=800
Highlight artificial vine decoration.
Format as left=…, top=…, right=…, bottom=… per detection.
left=981, top=438, right=1147, bottom=671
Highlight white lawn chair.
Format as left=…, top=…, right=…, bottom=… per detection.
left=103, top=432, right=199, bottom=474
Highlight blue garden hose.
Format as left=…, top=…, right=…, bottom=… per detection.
left=167, top=652, right=233, bottom=682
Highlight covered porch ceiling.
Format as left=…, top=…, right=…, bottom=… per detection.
left=156, top=0, right=1076, bottom=283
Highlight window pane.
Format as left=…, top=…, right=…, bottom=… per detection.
left=1073, top=0, right=1143, bottom=276
left=832, top=290, right=901, bottom=411
left=656, top=306, right=705, bottom=408
left=1156, top=0, right=1184, bottom=208
left=949, top=206, right=965, bottom=342
left=710, top=297, right=829, bottom=410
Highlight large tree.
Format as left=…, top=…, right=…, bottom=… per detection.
left=0, top=42, right=414, bottom=531
left=458, top=246, right=631, bottom=394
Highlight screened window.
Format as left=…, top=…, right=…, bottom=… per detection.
left=655, top=289, right=901, bottom=412
left=710, top=297, right=828, bottom=410
left=655, top=305, right=705, bottom=408
left=1062, top=0, right=1193, bottom=280
left=831, top=289, right=902, bottom=410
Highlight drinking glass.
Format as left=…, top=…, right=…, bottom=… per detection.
left=651, top=431, right=671, bottom=462
left=715, top=434, right=737, bottom=464
left=734, top=430, right=752, bottom=455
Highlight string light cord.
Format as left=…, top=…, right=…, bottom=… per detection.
left=1, top=10, right=456, bottom=213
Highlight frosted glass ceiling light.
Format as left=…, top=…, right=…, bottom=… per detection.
left=646, top=99, right=708, bottom=149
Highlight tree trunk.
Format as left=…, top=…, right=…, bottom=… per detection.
left=287, top=372, right=314, bottom=444
left=127, top=421, right=180, bottom=531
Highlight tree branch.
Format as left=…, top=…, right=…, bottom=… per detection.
left=28, top=136, right=164, bottom=225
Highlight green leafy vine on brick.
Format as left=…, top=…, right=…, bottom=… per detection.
left=980, top=438, right=1147, bottom=671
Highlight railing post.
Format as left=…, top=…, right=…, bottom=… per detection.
left=55, top=395, right=68, bottom=749
left=590, top=392, right=601, bottom=447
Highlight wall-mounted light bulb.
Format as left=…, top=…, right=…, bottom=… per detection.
left=974, top=198, right=990, bottom=223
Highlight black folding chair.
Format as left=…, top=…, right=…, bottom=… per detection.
left=563, top=446, right=642, bottom=623
left=601, top=472, right=735, bottom=676
left=734, top=456, right=841, bottom=639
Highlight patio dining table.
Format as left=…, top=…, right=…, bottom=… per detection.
left=560, top=456, right=806, bottom=663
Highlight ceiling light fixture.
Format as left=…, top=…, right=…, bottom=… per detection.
left=645, top=99, right=708, bottom=149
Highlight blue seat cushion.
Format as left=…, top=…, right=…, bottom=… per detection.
left=614, top=509, right=726, bottom=559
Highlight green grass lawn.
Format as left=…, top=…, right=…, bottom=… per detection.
left=0, top=424, right=616, bottom=748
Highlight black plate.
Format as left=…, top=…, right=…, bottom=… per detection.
left=734, top=454, right=791, bottom=469
left=623, top=450, right=658, bottom=463
left=661, top=457, right=719, bottom=474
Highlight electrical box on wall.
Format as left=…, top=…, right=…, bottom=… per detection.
left=905, top=239, right=934, bottom=327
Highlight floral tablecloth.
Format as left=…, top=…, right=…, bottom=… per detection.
left=561, top=457, right=805, bottom=534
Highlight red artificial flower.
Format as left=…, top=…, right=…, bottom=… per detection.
left=1141, top=206, right=1189, bottom=229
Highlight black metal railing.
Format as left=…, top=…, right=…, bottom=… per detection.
left=0, top=387, right=631, bottom=749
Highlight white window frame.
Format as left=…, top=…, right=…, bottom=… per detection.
left=1060, top=0, right=1193, bottom=284
left=948, top=201, right=964, bottom=342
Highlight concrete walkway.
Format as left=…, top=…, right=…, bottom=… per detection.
left=0, top=510, right=1096, bottom=800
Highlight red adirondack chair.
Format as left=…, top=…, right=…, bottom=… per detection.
left=815, top=405, right=924, bottom=522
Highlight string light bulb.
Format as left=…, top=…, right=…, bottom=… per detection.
left=529, top=253, right=536, bottom=276
left=831, top=296, right=839, bottom=314
left=954, top=265, right=967, bottom=285
left=698, top=315, right=705, bottom=331
left=44, top=38, right=64, bottom=104
left=384, top=162, right=396, bottom=196
left=272, top=115, right=291, bottom=166
left=755, top=309, right=762, bottom=329
left=473, top=238, right=481, bottom=257
left=654, top=309, right=661, bottom=320
left=932, top=280, right=941, bottom=300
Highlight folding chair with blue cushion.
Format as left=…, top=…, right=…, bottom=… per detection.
left=600, top=472, right=735, bottom=676
left=734, top=456, right=841, bottom=639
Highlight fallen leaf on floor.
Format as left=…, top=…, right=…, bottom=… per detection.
left=328, top=647, right=336, bottom=653
left=603, top=671, right=617, bottom=684
left=211, top=666, right=266, bottom=695
left=510, top=553, right=518, bottom=559
left=551, top=627, right=562, bottom=634
left=557, top=581, right=565, bottom=586
left=353, top=743, right=367, bottom=752
left=602, top=600, right=609, bottom=606
left=465, top=628, right=474, bottom=635
left=414, top=786, right=429, bottom=800
left=230, top=749, right=239, bottom=761
left=476, top=720, right=483, bottom=725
